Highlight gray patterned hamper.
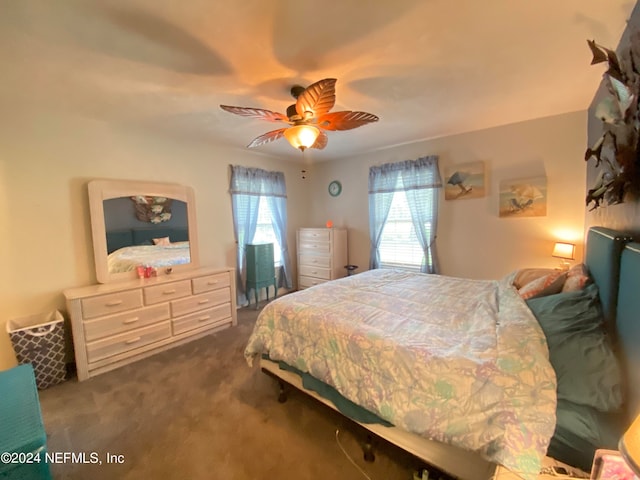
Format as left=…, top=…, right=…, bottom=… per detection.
left=6, top=311, right=67, bottom=389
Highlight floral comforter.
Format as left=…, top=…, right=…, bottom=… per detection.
left=244, top=269, right=557, bottom=478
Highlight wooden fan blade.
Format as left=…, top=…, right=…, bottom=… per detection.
left=311, top=130, right=328, bottom=150
left=220, top=105, right=289, bottom=123
left=295, top=78, right=336, bottom=119
left=316, top=111, right=379, bottom=131
left=247, top=128, right=286, bottom=148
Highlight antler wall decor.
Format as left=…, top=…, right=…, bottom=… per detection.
left=585, top=36, right=640, bottom=210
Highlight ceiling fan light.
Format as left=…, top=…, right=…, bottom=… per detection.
left=284, top=125, right=320, bottom=151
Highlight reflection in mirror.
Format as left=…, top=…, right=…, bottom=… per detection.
left=104, top=197, right=190, bottom=274
left=88, top=180, right=199, bottom=284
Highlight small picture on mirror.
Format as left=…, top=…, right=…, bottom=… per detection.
left=131, top=195, right=173, bottom=223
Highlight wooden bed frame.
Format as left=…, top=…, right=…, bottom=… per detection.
left=259, top=226, right=638, bottom=480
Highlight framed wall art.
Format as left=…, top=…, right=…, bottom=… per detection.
left=499, top=176, right=547, bottom=217
left=444, top=161, right=486, bottom=200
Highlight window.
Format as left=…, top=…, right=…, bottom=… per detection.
left=378, top=190, right=431, bottom=271
left=229, top=165, right=292, bottom=305
left=368, top=156, right=441, bottom=274
left=252, top=196, right=282, bottom=265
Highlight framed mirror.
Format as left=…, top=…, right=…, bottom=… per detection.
left=88, top=179, right=199, bottom=284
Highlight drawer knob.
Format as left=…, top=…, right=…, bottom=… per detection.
left=163, top=289, right=177, bottom=295
left=125, top=337, right=141, bottom=345
left=198, top=316, right=211, bottom=322
left=105, top=300, right=123, bottom=307
left=198, top=299, right=210, bottom=305
left=207, top=280, right=218, bottom=285
left=123, top=317, right=139, bottom=325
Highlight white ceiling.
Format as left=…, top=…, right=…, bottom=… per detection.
left=0, top=0, right=636, bottom=162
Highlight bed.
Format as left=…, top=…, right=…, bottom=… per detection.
left=244, top=226, right=638, bottom=480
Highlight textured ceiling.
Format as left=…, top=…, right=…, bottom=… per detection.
left=0, top=0, right=636, bottom=162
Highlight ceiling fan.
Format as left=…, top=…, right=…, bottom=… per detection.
left=220, top=78, right=379, bottom=151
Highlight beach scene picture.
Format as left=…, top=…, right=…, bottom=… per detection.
left=444, top=161, right=485, bottom=200
left=499, top=176, right=547, bottom=217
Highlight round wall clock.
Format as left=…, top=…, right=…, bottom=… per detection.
left=328, top=180, right=342, bottom=197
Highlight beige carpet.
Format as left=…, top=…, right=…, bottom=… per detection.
left=38, top=306, right=429, bottom=480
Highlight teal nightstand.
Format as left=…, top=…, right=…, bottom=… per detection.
left=246, top=243, right=277, bottom=309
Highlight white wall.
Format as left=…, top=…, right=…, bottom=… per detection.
left=308, top=111, right=588, bottom=280
left=0, top=108, right=311, bottom=369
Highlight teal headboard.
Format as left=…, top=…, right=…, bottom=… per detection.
left=585, top=227, right=633, bottom=330
left=616, top=242, right=640, bottom=421
left=106, top=227, right=189, bottom=253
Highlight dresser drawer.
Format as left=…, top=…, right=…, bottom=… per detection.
left=192, top=272, right=230, bottom=294
left=298, top=254, right=331, bottom=268
left=143, top=280, right=191, bottom=305
left=84, top=304, right=170, bottom=342
left=86, top=322, right=171, bottom=363
left=298, top=275, right=328, bottom=289
left=82, top=290, right=143, bottom=320
left=298, top=241, right=330, bottom=254
left=171, top=287, right=231, bottom=317
left=299, top=229, right=330, bottom=242
left=299, top=265, right=331, bottom=280
left=172, top=303, right=231, bottom=335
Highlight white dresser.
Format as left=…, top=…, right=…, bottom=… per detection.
left=297, top=228, right=348, bottom=289
left=64, top=267, right=237, bottom=381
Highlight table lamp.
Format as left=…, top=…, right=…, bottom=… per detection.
left=552, top=242, right=575, bottom=270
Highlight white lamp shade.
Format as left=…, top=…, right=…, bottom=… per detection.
left=283, top=125, right=320, bottom=151
left=552, top=242, right=575, bottom=260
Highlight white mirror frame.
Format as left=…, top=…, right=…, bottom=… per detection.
left=88, top=179, right=199, bottom=284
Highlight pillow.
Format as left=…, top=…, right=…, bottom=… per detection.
left=513, top=268, right=556, bottom=289
left=518, top=271, right=567, bottom=299
left=526, top=284, right=623, bottom=412
left=152, top=236, right=171, bottom=246
left=567, top=263, right=589, bottom=277
left=562, top=263, right=592, bottom=292
left=547, top=399, right=624, bottom=472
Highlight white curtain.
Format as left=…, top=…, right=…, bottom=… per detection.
left=229, top=165, right=292, bottom=305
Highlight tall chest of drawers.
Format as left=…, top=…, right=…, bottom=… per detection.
left=64, top=267, right=236, bottom=381
left=297, top=228, right=348, bottom=289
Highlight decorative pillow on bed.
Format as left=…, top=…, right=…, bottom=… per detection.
left=152, top=237, right=171, bottom=246
left=518, top=271, right=567, bottom=299
left=513, top=268, right=556, bottom=289
left=526, top=283, right=623, bottom=412
left=561, top=263, right=592, bottom=293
